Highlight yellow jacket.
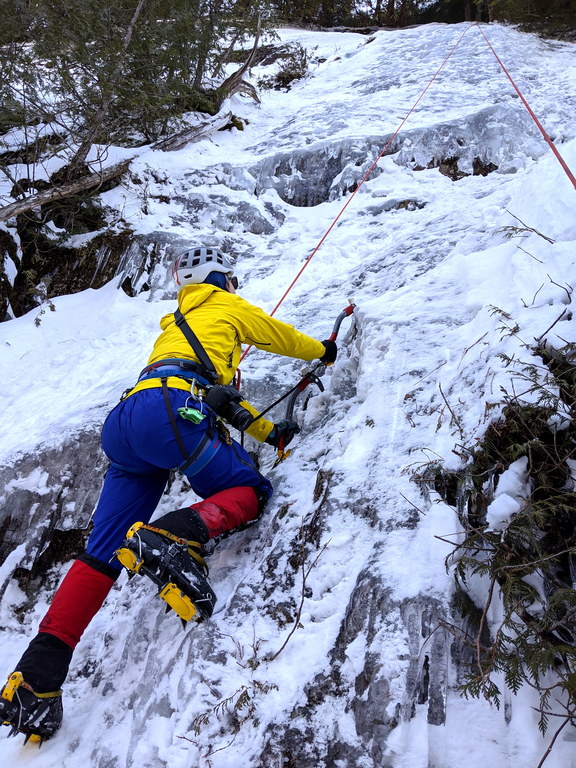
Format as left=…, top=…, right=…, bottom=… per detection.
left=141, top=284, right=326, bottom=442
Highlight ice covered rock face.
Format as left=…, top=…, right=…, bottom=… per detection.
left=1, top=22, right=576, bottom=768
left=102, top=98, right=543, bottom=307
left=0, top=432, right=106, bottom=606
left=233, top=103, right=541, bottom=206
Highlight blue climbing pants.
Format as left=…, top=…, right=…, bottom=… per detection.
left=85, top=386, right=272, bottom=568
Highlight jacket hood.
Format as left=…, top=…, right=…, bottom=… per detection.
left=160, top=284, right=223, bottom=329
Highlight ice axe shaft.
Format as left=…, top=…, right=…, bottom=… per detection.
left=328, top=301, right=356, bottom=342
left=276, top=301, right=356, bottom=459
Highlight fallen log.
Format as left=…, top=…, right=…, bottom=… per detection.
left=0, top=158, right=131, bottom=223
left=0, top=106, right=242, bottom=223
left=152, top=110, right=235, bottom=152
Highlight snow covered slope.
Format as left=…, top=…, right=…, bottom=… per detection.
left=1, top=22, right=576, bottom=768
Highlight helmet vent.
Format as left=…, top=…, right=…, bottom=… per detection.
left=172, top=246, right=234, bottom=288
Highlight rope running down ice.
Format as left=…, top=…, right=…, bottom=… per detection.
left=240, top=22, right=575, bottom=362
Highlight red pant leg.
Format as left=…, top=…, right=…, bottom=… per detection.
left=192, top=486, right=259, bottom=538
left=39, top=560, right=116, bottom=650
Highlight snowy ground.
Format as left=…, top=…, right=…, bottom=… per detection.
left=1, top=22, right=576, bottom=768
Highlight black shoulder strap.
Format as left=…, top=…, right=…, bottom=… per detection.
left=173, top=308, right=218, bottom=384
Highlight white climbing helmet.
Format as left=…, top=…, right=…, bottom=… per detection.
left=171, top=247, right=235, bottom=288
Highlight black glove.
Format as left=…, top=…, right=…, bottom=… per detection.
left=320, top=340, right=337, bottom=365
left=265, top=419, right=301, bottom=448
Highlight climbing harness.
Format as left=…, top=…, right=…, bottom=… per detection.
left=138, top=356, right=213, bottom=386
left=159, top=377, right=222, bottom=475
left=122, top=308, right=256, bottom=474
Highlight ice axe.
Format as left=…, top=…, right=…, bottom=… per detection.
left=274, top=301, right=356, bottom=465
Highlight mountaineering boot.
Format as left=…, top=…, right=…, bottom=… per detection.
left=115, top=508, right=216, bottom=623
left=0, top=672, right=63, bottom=743
left=0, top=632, right=71, bottom=742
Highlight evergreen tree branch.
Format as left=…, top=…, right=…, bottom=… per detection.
left=65, top=0, right=148, bottom=179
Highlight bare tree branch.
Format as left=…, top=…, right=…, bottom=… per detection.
left=217, top=18, right=261, bottom=103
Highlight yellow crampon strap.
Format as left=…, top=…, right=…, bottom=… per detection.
left=2, top=672, right=61, bottom=703
left=117, top=521, right=208, bottom=574
left=115, top=545, right=144, bottom=573
left=115, top=522, right=146, bottom=572
left=25, top=688, right=62, bottom=699
left=2, top=671, right=23, bottom=702
left=140, top=524, right=208, bottom=572
left=159, top=583, right=199, bottom=623
left=1, top=672, right=61, bottom=743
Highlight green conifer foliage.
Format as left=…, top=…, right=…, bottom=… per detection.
left=434, top=343, right=576, bottom=739
left=0, top=0, right=268, bottom=146
left=489, top=0, right=576, bottom=36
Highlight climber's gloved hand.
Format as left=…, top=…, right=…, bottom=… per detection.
left=319, top=340, right=337, bottom=365
left=265, top=419, right=301, bottom=448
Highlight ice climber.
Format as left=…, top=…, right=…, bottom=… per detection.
left=0, top=246, right=338, bottom=742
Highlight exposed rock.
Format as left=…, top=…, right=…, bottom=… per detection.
left=257, top=564, right=452, bottom=767
left=0, top=428, right=107, bottom=598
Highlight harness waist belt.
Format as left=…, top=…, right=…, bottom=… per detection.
left=124, top=376, right=195, bottom=399
left=138, top=365, right=211, bottom=387
left=139, top=358, right=212, bottom=386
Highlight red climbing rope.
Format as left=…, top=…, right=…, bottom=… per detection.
left=240, top=24, right=475, bottom=362
left=265, top=23, right=477, bottom=321
left=476, top=24, right=576, bottom=191
left=241, top=22, right=575, bottom=362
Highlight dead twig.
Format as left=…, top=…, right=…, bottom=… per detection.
left=547, top=274, right=573, bottom=304
left=268, top=536, right=329, bottom=662
left=398, top=491, right=427, bottom=516
left=535, top=716, right=573, bottom=768
left=516, top=245, right=544, bottom=263
left=535, top=308, right=570, bottom=345
left=458, top=331, right=489, bottom=365
left=505, top=209, right=555, bottom=244
left=438, top=383, right=464, bottom=439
